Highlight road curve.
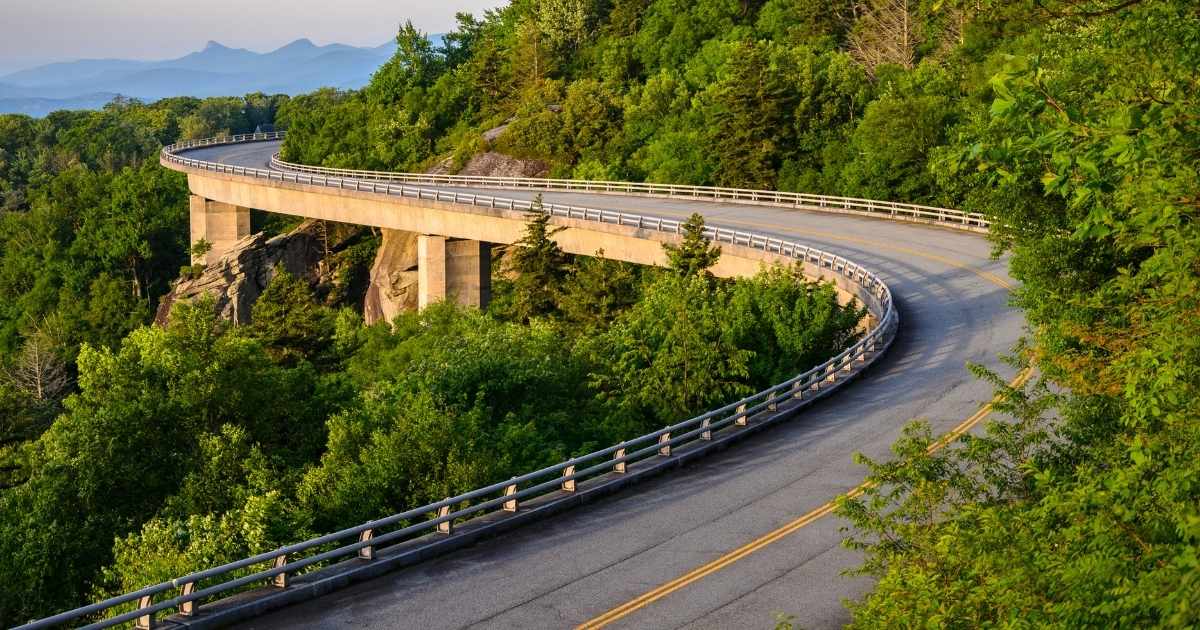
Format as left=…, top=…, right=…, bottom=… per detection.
left=187, top=141, right=1021, bottom=630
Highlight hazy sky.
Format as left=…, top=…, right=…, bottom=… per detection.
left=0, top=0, right=508, bottom=75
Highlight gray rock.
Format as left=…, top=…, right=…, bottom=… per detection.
left=156, top=220, right=324, bottom=326
left=362, top=229, right=420, bottom=325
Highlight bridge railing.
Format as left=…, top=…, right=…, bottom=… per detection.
left=14, top=134, right=898, bottom=629
left=267, top=157, right=989, bottom=231
left=158, top=130, right=987, bottom=231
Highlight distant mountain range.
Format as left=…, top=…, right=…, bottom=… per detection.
left=0, top=36, right=441, bottom=117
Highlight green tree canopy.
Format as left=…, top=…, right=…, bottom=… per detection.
left=506, top=195, right=570, bottom=321
left=664, top=213, right=721, bottom=276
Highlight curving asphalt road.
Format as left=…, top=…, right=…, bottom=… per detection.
left=185, top=141, right=1022, bottom=630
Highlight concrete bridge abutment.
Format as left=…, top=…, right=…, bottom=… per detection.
left=190, top=194, right=250, bottom=265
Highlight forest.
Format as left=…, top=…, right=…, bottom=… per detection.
left=2, top=0, right=1199, bottom=626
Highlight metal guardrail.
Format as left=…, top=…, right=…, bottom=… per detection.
left=267, top=152, right=989, bottom=232
left=161, top=131, right=987, bottom=231
left=21, top=132, right=900, bottom=629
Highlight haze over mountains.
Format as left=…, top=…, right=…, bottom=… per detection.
left=0, top=37, right=427, bottom=116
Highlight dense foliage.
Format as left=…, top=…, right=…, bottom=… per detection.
left=0, top=94, right=289, bottom=492
left=280, top=0, right=911, bottom=196
left=830, top=1, right=1200, bottom=628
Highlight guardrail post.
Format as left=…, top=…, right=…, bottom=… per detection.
left=562, top=465, right=576, bottom=492
left=792, top=381, right=804, bottom=399
left=735, top=403, right=748, bottom=426
left=658, top=433, right=672, bottom=456
left=701, top=418, right=712, bottom=440
left=272, top=555, right=289, bottom=588
left=134, top=595, right=156, bottom=629
left=358, top=529, right=376, bottom=560
left=178, top=581, right=197, bottom=617
left=437, top=503, right=453, bottom=534
left=767, top=391, right=777, bottom=412
left=503, top=483, right=519, bottom=512
left=613, top=447, right=627, bottom=473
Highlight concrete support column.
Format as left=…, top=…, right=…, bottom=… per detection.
left=190, top=195, right=251, bottom=265
left=417, top=234, right=447, bottom=309
left=446, top=239, right=492, bottom=309
left=417, top=234, right=491, bottom=310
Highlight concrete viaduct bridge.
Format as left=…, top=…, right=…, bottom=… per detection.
left=23, top=133, right=1022, bottom=630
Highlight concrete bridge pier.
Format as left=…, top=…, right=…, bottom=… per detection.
left=417, top=234, right=492, bottom=310
left=190, top=194, right=250, bottom=264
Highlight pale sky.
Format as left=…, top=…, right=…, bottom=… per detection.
left=0, top=0, right=508, bottom=75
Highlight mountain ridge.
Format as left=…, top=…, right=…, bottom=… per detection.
left=0, top=36, right=444, bottom=116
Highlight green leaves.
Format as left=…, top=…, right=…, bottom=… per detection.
left=588, top=272, right=754, bottom=427
left=663, top=213, right=721, bottom=276
left=249, top=267, right=336, bottom=366
left=504, top=197, right=571, bottom=323
left=839, top=2, right=1200, bottom=627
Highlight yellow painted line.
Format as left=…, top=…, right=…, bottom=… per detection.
left=801, top=231, right=1014, bottom=292
left=576, top=230, right=1026, bottom=629
left=577, top=367, right=1033, bottom=630
left=603, top=203, right=1013, bottom=291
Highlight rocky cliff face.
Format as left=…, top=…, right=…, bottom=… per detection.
left=156, top=220, right=327, bottom=326
left=362, top=229, right=420, bottom=325
left=425, top=151, right=550, bottom=179
left=361, top=145, right=538, bottom=324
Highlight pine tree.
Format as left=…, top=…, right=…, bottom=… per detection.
left=509, top=195, right=570, bottom=321
left=664, top=213, right=721, bottom=276
left=249, top=267, right=333, bottom=363
left=706, top=41, right=792, bottom=189
left=561, top=252, right=640, bottom=329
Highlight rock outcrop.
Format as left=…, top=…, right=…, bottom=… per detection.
left=424, top=151, right=550, bottom=178
left=361, top=143, right=542, bottom=324
left=456, top=152, right=550, bottom=178
left=156, top=221, right=325, bottom=325
left=362, top=229, right=420, bottom=325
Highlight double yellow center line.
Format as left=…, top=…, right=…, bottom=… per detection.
left=577, top=368, right=1032, bottom=630
left=578, top=226, right=1024, bottom=629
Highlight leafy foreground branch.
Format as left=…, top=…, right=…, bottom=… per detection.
left=828, top=2, right=1200, bottom=627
